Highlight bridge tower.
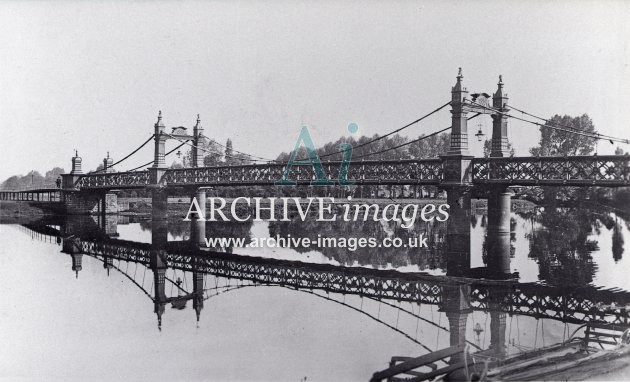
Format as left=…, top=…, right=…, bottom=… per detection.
left=60, top=151, right=118, bottom=215
left=102, top=152, right=114, bottom=173
left=191, top=115, right=208, bottom=246
left=448, top=68, right=470, bottom=156
left=150, top=111, right=169, bottom=221
left=486, top=76, right=514, bottom=272
left=442, top=69, right=474, bottom=188
left=490, top=76, right=510, bottom=157
left=442, top=68, right=473, bottom=269
left=153, top=111, right=167, bottom=169
left=192, top=114, right=206, bottom=167
left=61, top=151, right=83, bottom=189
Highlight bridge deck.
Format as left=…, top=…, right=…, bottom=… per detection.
left=71, top=155, right=629, bottom=190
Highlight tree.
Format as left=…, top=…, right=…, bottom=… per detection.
left=530, top=114, right=596, bottom=156
left=408, top=133, right=450, bottom=159
left=185, top=139, right=224, bottom=166
left=44, top=167, right=65, bottom=182
left=615, top=147, right=628, bottom=155
left=1, top=176, right=21, bottom=190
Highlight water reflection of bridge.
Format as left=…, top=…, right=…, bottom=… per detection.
left=21, top=216, right=630, bottom=329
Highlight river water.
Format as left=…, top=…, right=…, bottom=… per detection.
left=0, top=204, right=629, bottom=381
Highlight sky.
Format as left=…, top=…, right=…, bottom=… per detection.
left=1, top=0, right=628, bottom=180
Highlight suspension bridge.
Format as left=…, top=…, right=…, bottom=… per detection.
left=1, top=69, right=629, bottom=218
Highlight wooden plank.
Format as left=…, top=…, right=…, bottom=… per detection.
left=371, top=346, right=463, bottom=381
left=589, top=331, right=621, bottom=339
left=586, top=338, right=619, bottom=346
left=405, top=361, right=470, bottom=382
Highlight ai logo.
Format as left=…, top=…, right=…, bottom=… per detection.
left=275, top=124, right=358, bottom=186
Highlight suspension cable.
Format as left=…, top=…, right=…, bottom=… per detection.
left=352, top=126, right=451, bottom=160
left=85, top=134, right=155, bottom=174
left=350, top=112, right=480, bottom=160
left=200, top=134, right=276, bottom=162
left=467, top=100, right=630, bottom=145
left=315, top=101, right=452, bottom=160
left=125, top=140, right=189, bottom=172
left=506, top=103, right=627, bottom=142
left=166, top=133, right=268, bottom=163
left=100, top=134, right=155, bottom=172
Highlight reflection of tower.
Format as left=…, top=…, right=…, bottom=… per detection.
left=487, top=288, right=508, bottom=357
left=192, top=269, right=204, bottom=323
left=99, top=213, right=119, bottom=238
left=151, top=252, right=167, bottom=331
left=489, top=310, right=507, bottom=356
left=441, top=284, right=471, bottom=363
left=103, top=256, right=113, bottom=276
left=62, top=237, right=83, bottom=278
left=486, top=188, right=513, bottom=278
left=71, top=253, right=83, bottom=279
left=445, top=188, right=471, bottom=276
left=190, top=189, right=207, bottom=248
left=151, top=219, right=169, bottom=331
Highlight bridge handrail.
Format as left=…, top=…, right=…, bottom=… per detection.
left=75, top=169, right=151, bottom=179
left=472, top=154, right=630, bottom=162
left=472, top=154, right=630, bottom=185
left=74, top=170, right=151, bottom=188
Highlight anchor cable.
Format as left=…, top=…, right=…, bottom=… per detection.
left=85, top=134, right=155, bottom=174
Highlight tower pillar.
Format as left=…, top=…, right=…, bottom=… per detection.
left=153, top=111, right=167, bottom=169
left=490, top=76, right=511, bottom=157
left=192, top=114, right=206, bottom=167
left=448, top=68, right=470, bottom=156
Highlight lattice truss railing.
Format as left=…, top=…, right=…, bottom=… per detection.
left=470, top=284, right=630, bottom=325
left=75, top=171, right=151, bottom=189
left=72, top=155, right=630, bottom=189
left=78, top=239, right=152, bottom=265
left=165, top=253, right=445, bottom=304
left=472, top=155, right=630, bottom=186
left=161, top=159, right=443, bottom=186
left=61, top=234, right=630, bottom=326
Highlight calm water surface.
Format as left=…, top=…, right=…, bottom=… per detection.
left=1, top=205, right=629, bottom=381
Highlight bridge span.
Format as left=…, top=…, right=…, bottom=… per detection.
left=69, top=154, right=629, bottom=190
left=2, top=71, right=629, bottom=216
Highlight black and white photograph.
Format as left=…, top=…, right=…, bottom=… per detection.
left=0, top=1, right=629, bottom=381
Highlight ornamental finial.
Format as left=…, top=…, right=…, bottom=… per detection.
left=197, top=114, right=201, bottom=123
left=498, top=75, right=503, bottom=87
left=457, top=67, right=463, bottom=79
left=157, top=110, right=162, bottom=121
